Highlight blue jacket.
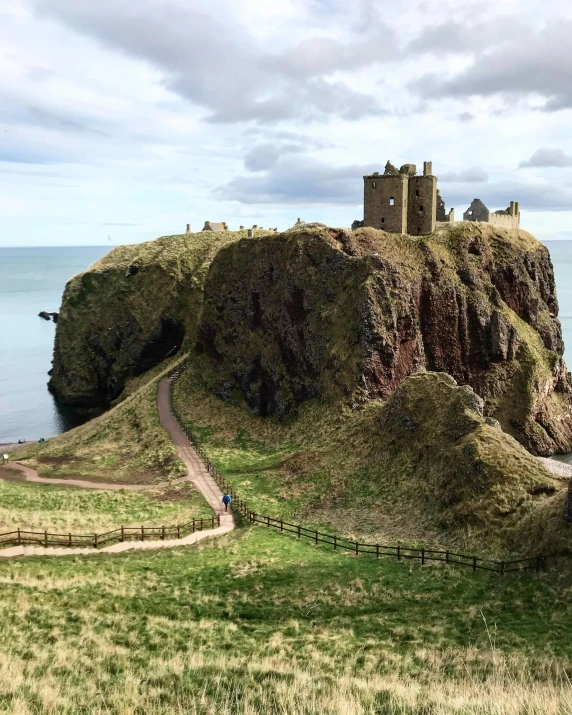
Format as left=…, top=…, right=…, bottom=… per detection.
left=222, top=495, right=232, bottom=504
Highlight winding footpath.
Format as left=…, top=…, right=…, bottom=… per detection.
left=0, top=378, right=234, bottom=558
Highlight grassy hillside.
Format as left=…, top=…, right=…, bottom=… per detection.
left=11, top=359, right=184, bottom=484
left=0, top=526, right=571, bottom=714
left=0, top=476, right=212, bottom=534
left=172, top=363, right=568, bottom=559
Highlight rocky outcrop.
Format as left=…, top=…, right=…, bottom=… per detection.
left=375, top=371, right=560, bottom=544
left=196, top=223, right=572, bottom=455
left=48, top=231, right=244, bottom=407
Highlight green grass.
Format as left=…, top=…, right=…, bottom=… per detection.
left=0, top=478, right=213, bottom=534
left=11, top=362, right=185, bottom=484
left=0, top=526, right=571, bottom=713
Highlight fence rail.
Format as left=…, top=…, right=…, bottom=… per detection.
left=0, top=516, right=220, bottom=550
left=169, top=359, right=549, bottom=575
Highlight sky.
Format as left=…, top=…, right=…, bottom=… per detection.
left=1, top=0, right=572, bottom=246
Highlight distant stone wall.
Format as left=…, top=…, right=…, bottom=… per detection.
left=489, top=212, right=520, bottom=229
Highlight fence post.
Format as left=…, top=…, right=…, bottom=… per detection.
left=500, top=561, right=505, bottom=576
left=397, top=545, right=401, bottom=561
left=333, top=535, right=337, bottom=550
left=445, top=550, right=449, bottom=564
left=315, top=530, right=318, bottom=545
left=193, top=518, right=196, bottom=532
left=45, top=530, right=48, bottom=548
left=162, top=526, right=165, bottom=540
left=473, top=556, right=477, bottom=572
left=121, top=525, right=124, bottom=542
left=376, top=544, right=379, bottom=559
left=177, top=524, right=181, bottom=539
left=69, top=533, right=72, bottom=548
left=421, top=548, right=425, bottom=565
left=141, top=526, right=144, bottom=542
left=200, top=518, right=204, bottom=531
left=297, top=524, right=301, bottom=539
left=217, top=514, right=220, bottom=527
left=17, top=528, right=20, bottom=545
left=267, top=515, right=270, bottom=528
left=355, top=541, right=359, bottom=557
left=93, top=533, right=97, bottom=549
left=280, top=518, right=283, bottom=533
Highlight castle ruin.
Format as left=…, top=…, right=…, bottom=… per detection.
left=463, top=199, right=520, bottom=228
left=363, top=161, right=519, bottom=235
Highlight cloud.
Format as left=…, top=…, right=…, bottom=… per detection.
left=243, top=143, right=306, bottom=172
left=100, top=222, right=141, bottom=226
left=408, top=18, right=572, bottom=112
left=215, top=156, right=376, bottom=205
left=33, top=0, right=385, bottom=124
left=439, top=167, right=489, bottom=183
left=519, top=148, right=572, bottom=168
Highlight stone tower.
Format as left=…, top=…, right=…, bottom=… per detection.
left=363, top=160, right=437, bottom=235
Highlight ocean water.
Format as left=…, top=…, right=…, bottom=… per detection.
left=0, top=246, right=111, bottom=443
left=1, top=242, right=572, bottom=445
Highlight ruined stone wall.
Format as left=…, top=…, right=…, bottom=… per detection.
left=364, top=174, right=408, bottom=233
left=463, top=199, right=490, bottom=222
left=407, top=176, right=437, bottom=235
left=489, top=212, right=520, bottom=229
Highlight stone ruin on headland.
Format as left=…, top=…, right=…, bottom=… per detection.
left=361, top=161, right=520, bottom=235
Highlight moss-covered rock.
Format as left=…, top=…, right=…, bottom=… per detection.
left=376, top=371, right=561, bottom=545
left=196, top=222, right=572, bottom=455
left=48, top=230, right=261, bottom=407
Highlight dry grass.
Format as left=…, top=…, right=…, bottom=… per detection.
left=1, top=527, right=572, bottom=714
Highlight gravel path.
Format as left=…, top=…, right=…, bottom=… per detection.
left=538, top=457, right=572, bottom=479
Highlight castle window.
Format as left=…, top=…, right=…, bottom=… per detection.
left=381, top=218, right=385, bottom=224
left=416, top=190, right=419, bottom=197
left=372, top=182, right=376, bottom=188
left=468, top=210, right=473, bottom=216
left=419, top=205, right=424, bottom=212
left=389, top=197, right=395, bottom=206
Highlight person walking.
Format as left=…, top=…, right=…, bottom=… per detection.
left=222, top=493, right=232, bottom=512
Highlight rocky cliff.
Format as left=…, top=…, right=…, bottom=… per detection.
left=196, top=223, right=572, bottom=455
left=48, top=230, right=246, bottom=407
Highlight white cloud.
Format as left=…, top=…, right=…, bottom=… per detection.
left=519, top=148, right=572, bottom=168
left=0, top=0, right=571, bottom=246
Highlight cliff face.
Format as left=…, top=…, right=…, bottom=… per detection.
left=49, top=231, right=243, bottom=407
left=196, top=223, right=572, bottom=455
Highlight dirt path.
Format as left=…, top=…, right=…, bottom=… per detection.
left=0, top=376, right=234, bottom=558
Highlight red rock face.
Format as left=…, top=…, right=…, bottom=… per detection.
left=197, top=225, right=572, bottom=456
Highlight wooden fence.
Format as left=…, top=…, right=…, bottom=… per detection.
left=0, top=516, right=220, bottom=550
left=169, top=360, right=549, bottom=575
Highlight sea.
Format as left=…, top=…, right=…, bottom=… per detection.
left=0, top=242, right=572, bottom=445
